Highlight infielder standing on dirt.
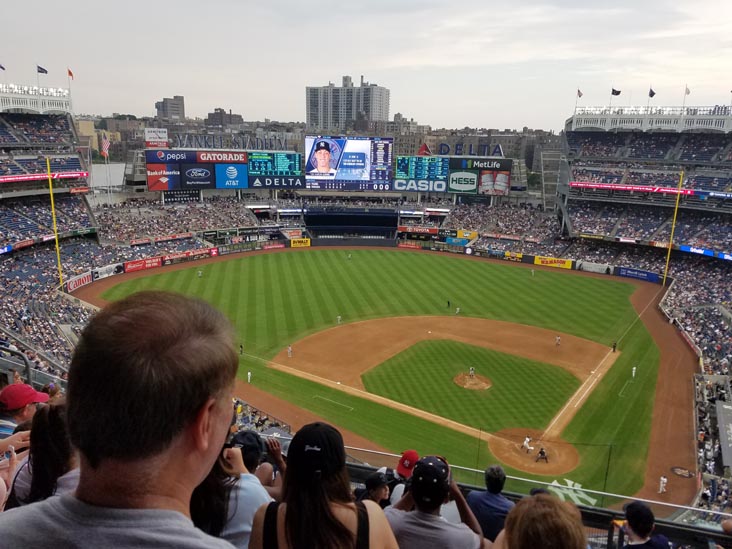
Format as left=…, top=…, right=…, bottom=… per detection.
left=287, top=344, right=292, bottom=358
left=555, top=335, right=561, bottom=346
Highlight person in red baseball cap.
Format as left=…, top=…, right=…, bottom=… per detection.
left=0, top=384, right=49, bottom=439
left=381, top=449, right=419, bottom=505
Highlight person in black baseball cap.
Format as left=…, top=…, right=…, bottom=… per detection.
left=356, top=471, right=390, bottom=508
left=622, top=501, right=671, bottom=548
left=385, top=455, right=489, bottom=548
left=309, top=140, right=336, bottom=175
left=250, top=422, right=398, bottom=549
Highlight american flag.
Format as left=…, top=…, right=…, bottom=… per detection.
left=100, top=134, right=110, bottom=159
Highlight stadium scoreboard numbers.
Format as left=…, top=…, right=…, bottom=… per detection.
left=248, top=152, right=302, bottom=176
left=396, top=156, right=450, bottom=181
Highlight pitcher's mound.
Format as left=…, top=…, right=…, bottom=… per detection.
left=454, top=373, right=492, bottom=390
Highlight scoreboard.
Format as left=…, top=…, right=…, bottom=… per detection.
left=395, top=156, right=450, bottom=181
left=248, top=152, right=302, bottom=176
left=304, top=136, right=393, bottom=191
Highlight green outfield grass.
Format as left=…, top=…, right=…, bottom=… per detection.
left=363, top=340, right=580, bottom=432
left=101, top=249, right=658, bottom=495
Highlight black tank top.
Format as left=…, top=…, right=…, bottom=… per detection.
left=262, top=500, right=370, bottom=549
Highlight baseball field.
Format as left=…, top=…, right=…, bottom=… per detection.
left=82, top=248, right=697, bottom=505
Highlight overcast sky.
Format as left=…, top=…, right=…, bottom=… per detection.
left=3, top=0, right=731, bottom=130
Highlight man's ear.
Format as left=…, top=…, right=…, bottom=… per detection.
left=190, top=397, right=217, bottom=452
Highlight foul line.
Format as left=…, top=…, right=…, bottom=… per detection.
left=313, top=395, right=354, bottom=411
left=618, top=379, right=632, bottom=398
left=541, top=285, right=664, bottom=441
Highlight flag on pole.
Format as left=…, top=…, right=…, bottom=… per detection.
left=577, top=89, right=583, bottom=98
left=0, top=64, right=5, bottom=71
left=101, top=134, right=110, bottom=159
left=685, top=86, right=691, bottom=95
left=67, top=68, right=74, bottom=80
left=611, top=88, right=621, bottom=96
left=37, top=65, right=48, bottom=74
left=649, top=88, right=656, bottom=98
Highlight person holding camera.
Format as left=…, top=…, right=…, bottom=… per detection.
left=192, top=430, right=274, bottom=548
left=385, top=455, right=491, bottom=548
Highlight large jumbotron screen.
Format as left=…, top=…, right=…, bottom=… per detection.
left=304, top=135, right=393, bottom=191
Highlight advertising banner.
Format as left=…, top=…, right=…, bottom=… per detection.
left=263, top=242, right=286, bottom=250
left=448, top=157, right=513, bottom=172
left=196, top=151, right=247, bottom=163
left=457, top=230, right=478, bottom=240
left=181, top=163, right=215, bottom=189
left=13, top=239, right=34, bottom=250
left=445, top=237, right=469, bottom=247
left=0, top=171, right=89, bottom=184
left=534, top=256, right=572, bottom=269
left=719, top=252, right=732, bottom=262
left=248, top=175, right=305, bottom=189
left=398, top=241, right=422, bottom=249
left=146, top=163, right=181, bottom=191
left=124, top=257, right=162, bottom=273
left=679, top=245, right=715, bottom=257
left=161, top=247, right=217, bottom=266
left=393, top=179, right=447, bottom=192
left=570, top=182, right=694, bottom=195
left=397, top=226, right=439, bottom=235
left=290, top=238, right=311, bottom=248
left=215, top=163, right=248, bottom=189
left=153, top=233, right=194, bottom=243
left=92, top=263, right=124, bottom=280
left=70, top=187, right=90, bottom=194
left=130, top=238, right=151, bottom=246
left=575, top=260, right=612, bottom=274
left=282, top=229, right=302, bottom=239
left=0, top=244, right=11, bottom=255
left=438, top=229, right=458, bottom=238
left=447, top=170, right=478, bottom=194
left=478, top=169, right=512, bottom=196
left=145, top=150, right=197, bottom=164
left=615, top=266, right=660, bottom=283
left=65, top=271, right=93, bottom=293
left=503, top=251, right=523, bottom=262
left=144, top=128, right=169, bottom=142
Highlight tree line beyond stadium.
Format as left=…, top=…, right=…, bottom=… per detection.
left=144, top=139, right=516, bottom=194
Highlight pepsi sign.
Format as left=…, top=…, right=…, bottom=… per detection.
left=215, top=163, right=248, bottom=189
left=181, top=163, right=215, bottom=188
left=145, top=150, right=197, bottom=163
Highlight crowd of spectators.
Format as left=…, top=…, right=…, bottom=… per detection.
left=567, top=131, right=627, bottom=157
left=443, top=203, right=551, bottom=239
left=0, top=114, right=73, bottom=144
left=94, top=196, right=259, bottom=242
left=0, top=196, right=92, bottom=246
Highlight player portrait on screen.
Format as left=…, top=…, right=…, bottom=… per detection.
left=308, top=140, right=337, bottom=176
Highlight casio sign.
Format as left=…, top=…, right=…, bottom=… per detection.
left=394, top=180, right=447, bottom=192
left=448, top=171, right=478, bottom=192
left=186, top=168, right=211, bottom=178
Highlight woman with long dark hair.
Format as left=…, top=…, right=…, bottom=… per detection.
left=9, top=399, right=78, bottom=506
left=249, top=422, right=397, bottom=549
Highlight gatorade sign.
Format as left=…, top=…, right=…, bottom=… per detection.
left=448, top=171, right=478, bottom=194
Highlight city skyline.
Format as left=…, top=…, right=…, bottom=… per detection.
left=2, top=0, right=731, bottom=130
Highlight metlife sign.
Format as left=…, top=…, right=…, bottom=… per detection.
left=248, top=175, right=305, bottom=189
left=448, top=157, right=512, bottom=172
left=448, top=171, right=478, bottom=194
left=394, top=180, right=447, bottom=193
left=215, top=164, right=248, bottom=189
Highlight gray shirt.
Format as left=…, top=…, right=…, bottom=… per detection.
left=385, top=507, right=482, bottom=549
left=0, top=494, right=235, bottom=548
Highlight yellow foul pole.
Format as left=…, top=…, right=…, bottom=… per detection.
left=46, top=158, right=64, bottom=287
left=662, top=170, right=685, bottom=286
